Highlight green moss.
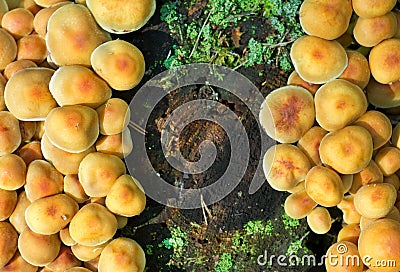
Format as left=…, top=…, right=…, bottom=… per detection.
left=215, top=253, right=233, bottom=272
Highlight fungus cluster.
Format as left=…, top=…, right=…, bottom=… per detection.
left=0, top=0, right=153, bottom=271
left=261, top=0, right=400, bottom=271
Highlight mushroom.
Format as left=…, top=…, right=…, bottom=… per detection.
left=21, top=0, right=41, bottom=15
left=4, top=59, right=37, bottom=80
left=86, top=0, right=155, bottom=33
left=105, top=174, right=146, bottom=217
left=59, top=226, right=76, bottom=247
left=314, top=79, right=368, bottom=131
left=305, top=166, right=344, bottom=207
left=49, top=65, right=111, bottom=108
left=0, top=154, right=26, bottom=190
left=71, top=241, right=109, bottom=262
left=306, top=206, right=332, bottom=234
left=18, top=227, right=61, bottom=266
left=63, top=174, right=89, bottom=204
left=325, top=241, right=363, bottom=272
left=45, top=245, right=82, bottom=272
left=25, top=194, right=79, bottom=235
left=69, top=203, right=118, bottom=246
left=297, top=126, right=327, bottom=166
left=0, top=189, right=17, bottom=221
left=9, top=191, right=30, bottom=234
left=95, top=128, right=133, bottom=158
left=1, top=8, right=34, bottom=39
left=33, top=120, right=45, bottom=140
left=353, top=12, right=397, bottom=48
left=17, top=140, right=43, bottom=165
left=259, top=85, right=315, bottom=143
left=319, top=126, right=373, bottom=174
left=96, top=98, right=130, bottom=136
left=366, top=79, right=400, bottom=108
left=0, top=111, right=21, bottom=156
left=115, top=215, right=128, bottom=229
left=98, top=238, right=146, bottom=272
left=369, top=38, right=400, bottom=84
left=338, top=50, right=371, bottom=89
left=352, top=0, right=396, bottom=18
left=90, top=40, right=145, bottom=90
left=284, top=189, right=317, bottom=219
left=41, top=133, right=95, bottom=175
left=350, top=160, right=383, bottom=194
left=65, top=267, right=93, bottom=272
left=337, top=224, right=361, bottom=245
left=374, top=146, right=400, bottom=176
left=32, top=1, right=71, bottom=38
left=4, top=67, right=56, bottom=121
left=0, top=74, right=6, bottom=111
left=0, top=0, right=7, bottom=22
left=384, top=174, right=400, bottom=191
left=0, top=251, right=38, bottom=272
left=24, top=159, right=64, bottom=202
left=392, top=123, right=400, bottom=149
left=16, top=34, right=48, bottom=64
left=0, top=28, right=17, bottom=70
left=33, top=0, right=69, bottom=7
left=290, top=35, right=348, bottom=84
left=358, top=219, right=400, bottom=271
left=353, top=110, right=392, bottom=150
left=287, top=180, right=305, bottom=194
left=19, top=120, right=37, bottom=143
left=78, top=152, right=126, bottom=197
left=341, top=174, right=354, bottom=194
left=299, top=0, right=352, bottom=40
left=0, top=222, right=18, bottom=269
left=44, top=105, right=99, bottom=153
left=263, top=144, right=311, bottom=191
left=83, top=256, right=99, bottom=271
left=286, top=70, right=321, bottom=95
left=337, top=195, right=362, bottom=224
left=354, top=183, right=397, bottom=219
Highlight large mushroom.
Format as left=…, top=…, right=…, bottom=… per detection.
left=369, top=38, right=400, bottom=84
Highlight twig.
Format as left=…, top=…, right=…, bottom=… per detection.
left=188, top=10, right=212, bottom=59
left=128, top=121, right=147, bottom=135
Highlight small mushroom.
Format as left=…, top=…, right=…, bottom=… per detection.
left=352, top=0, right=396, bottom=18
left=71, top=241, right=109, bottom=262
left=90, top=40, right=145, bottom=91
left=350, top=160, right=383, bottom=194
left=337, top=224, right=361, bottom=245
left=374, top=146, right=400, bottom=176
left=0, top=154, right=26, bottom=190
left=0, top=29, right=17, bottom=70
left=384, top=174, right=400, bottom=191
left=17, top=140, right=43, bottom=165
left=4, top=59, right=37, bottom=80
left=45, top=245, right=82, bottom=272
left=59, top=226, right=76, bottom=247
left=98, top=238, right=145, bottom=272
left=284, top=189, right=317, bottom=219
left=0, top=251, right=37, bottom=272
left=19, top=120, right=37, bottom=143
left=341, top=174, right=354, bottom=194
left=391, top=123, right=400, bottom=149
left=339, top=50, right=371, bottom=89
left=306, top=206, right=332, bottom=234
left=95, top=128, right=133, bottom=158
left=0, top=189, right=17, bottom=221
left=0, top=74, right=6, bottom=111
left=0, top=111, right=21, bottom=156
left=96, top=98, right=131, bottom=136
left=32, top=1, right=71, bottom=38
left=9, top=191, right=30, bottom=234
left=290, top=35, right=348, bottom=84
left=286, top=70, right=321, bottom=95
left=259, top=85, right=315, bottom=143
left=325, top=241, right=363, bottom=272
left=366, top=79, right=400, bottom=108
left=1, top=8, right=34, bottom=39
left=0, top=222, right=18, bottom=269
left=297, top=126, right=328, bottom=166
left=63, top=174, right=89, bottom=204
left=33, top=0, right=69, bottom=7
left=16, top=34, right=48, bottom=64
left=69, top=203, right=118, bottom=246
left=369, top=38, right=400, bottom=84
left=337, top=195, right=362, bottom=224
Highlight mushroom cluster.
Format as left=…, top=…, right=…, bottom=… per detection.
left=0, top=0, right=152, bottom=271
left=261, top=0, right=400, bottom=271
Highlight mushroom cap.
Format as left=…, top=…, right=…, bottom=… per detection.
left=392, top=123, right=400, bottom=149
left=290, top=35, right=348, bottom=84
left=71, top=241, right=109, bottom=262
left=17, top=34, right=48, bottom=64
left=352, top=0, right=396, bottom=18
left=354, top=111, right=392, bottom=150
left=4, top=67, right=56, bottom=121
left=0, top=28, right=16, bottom=70
left=9, top=191, right=30, bottom=234
left=86, top=0, right=155, bottom=33
left=69, top=203, right=118, bottom=246
left=0, top=189, right=17, bottom=221
left=341, top=174, right=354, bottom=194
left=0, top=73, right=6, bottom=111
left=32, top=1, right=71, bottom=38
left=96, top=98, right=130, bottom=135
left=374, top=146, right=400, bottom=177
left=0, top=154, right=26, bottom=190
left=45, top=245, right=82, bottom=272
left=25, top=194, right=79, bottom=235
left=98, top=238, right=145, bottom=272
left=354, top=183, right=397, bottom=219
left=339, top=50, right=371, bottom=89
left=49, top=65, right=111, bottom=108
left=353, top=12, right=397, bottom=48
left=325, top=241, right=363, bottom=272
left=78, top=152, right=126, bottom=197
left=286, top=70, right=321, bottom=95
left=0, top=111, right=21, bottom=156
left=395, top=11, right=400, bottom=39
left=44, top=105, right=99, bottom=153
left=314, top=79, right=368, bottom=131
left=19, top=120, right=37, bottom=143
left=115, top=215, right=128, bottom=229
left=34, top=0, right=69, bottom=7
left=337, top=224, right=361, bottom=245
left=297, top=126, right=328, bottom=166
left=299, top=0, right=352, bottom=40
left=105, top=174, right=146, bottom=217
left=95, top=128, right=133, bottom=158
left=366, top=79, right=400, bottom=108
left=24, top=159, right=64, bottom=202
left=63, top=174, right=89, bottom=204
left=350, top=160, right=383, bottom=194
left=369, top=38, right=400, bottom=84
left=46, top=4, right=111, bottom=66
left=305, top=166, right=344, bottom=207
left=0, top=0, right=7, bottom=21
left=4, top=59, right=37, bottom=80
left=21, top=0, right=41, bottom=15
left=0, top=222, right=18, bottom=269
left=59, top=226, right=76, bottom=247
left=319, top=126, right=373, bottom=174
left=90, top=40, right=145, bottom=90
left=259, top=85, right=315, bottom=143
left=284, top=189, right=317, bottom=219
left=41, top=133, right=95, bottom=175
left=263, top=144, right=311, bottom=191
left=384, top=174, right=400, bottom=191
left=0, top=251, right=38, bottom=272
left=18, top=227, right=61, bottom=266
left=358, top=219, right=400, bottom=272
left=17, top=140, right=43, bottom=165
left=65, top=267, right=92, bottom=272
left=1, top=8, right=34, bottom=39
left=337, top=195, right=362, bottom=225
left=306, top=206, right=332, bottom=234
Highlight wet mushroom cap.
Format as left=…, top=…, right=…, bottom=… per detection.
left=259, top=85, right=315, bottom=143
left=0, top=222, right=18, bottom=269
left=314, top=79, right=368, bottom=131
left=369, top=38, right=400, bottom=84
left=339, top=50, right=371, bottom=89
left=263, top=144, right=311, bottom=191
left=96, top=98, right=130, bottom=135
left=290, top=35, right=348, bottom=84
left=90, top=40, right=145, bottom=90
left=319, top=126, right=373, bottom=174
left=366, top=79, right=400, bottom=108
left=352, top=0, right=396, bottom=18
left=0, top=154, right=26, bottom=190
left=69, top=203, right=118, bottom=246
left=4, top=67, right=56, bottom=121
left=0, top=111, right=21, bottom=156
left=98, top=238, right=146, bottom=272
left=44, top=105, right=99, bottom=153
left=86, top=0, right=155, bottom=33
left=49, top=65, right=111, bottom=108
